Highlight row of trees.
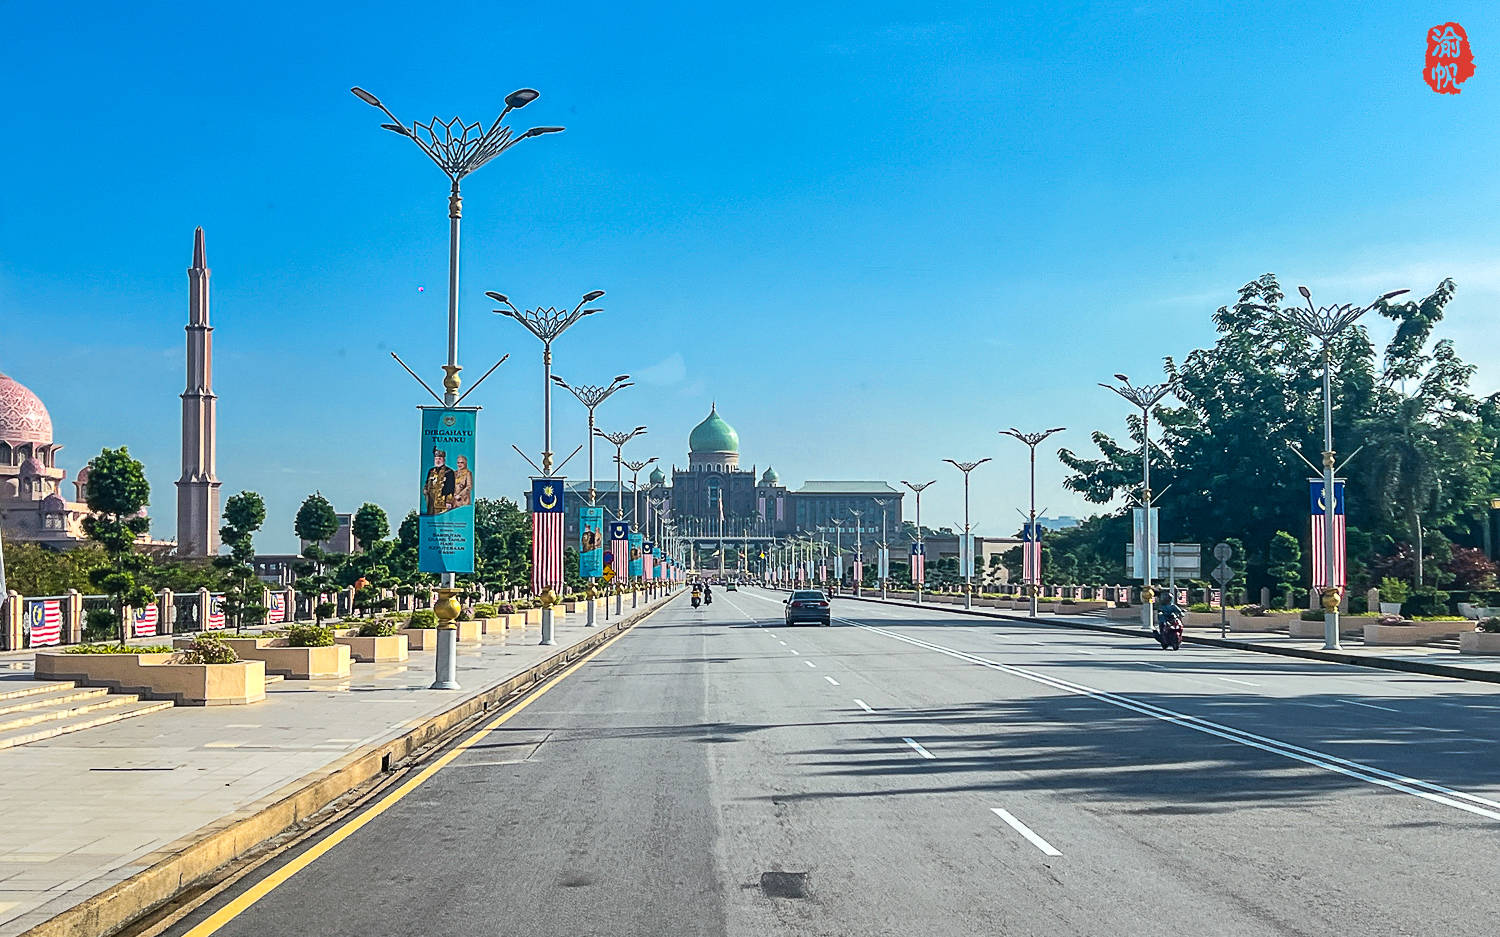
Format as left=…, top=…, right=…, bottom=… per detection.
left=1041, top=274, right=1499, bottom=600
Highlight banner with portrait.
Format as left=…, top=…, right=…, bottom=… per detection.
left=579, top=505, right=604, bottom=578
left=628, top=532, right=644, bottom=578
left=418, top=407, right=478, bottom=574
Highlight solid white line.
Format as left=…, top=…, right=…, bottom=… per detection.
left=825, top=676, right=840, bottom=686
left=805, top=660, right=817, bottom=668
left=1341, top=699, right=1399, bottom=712
left=902, top=737, right=936, bottom=759
left=991, top=808, right=1062, bottom=857
left=1217, top=676, right=1259, bottom=687
left=848, top=621, right=1500, bottom=822
left=854, top=699, right=874, bottom=712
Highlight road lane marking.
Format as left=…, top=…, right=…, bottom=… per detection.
left=789, top=649, right=800, bottom=655
left=854, top=699, right=874, bottom=712
left=778, top=640, right=786, bottom=645
left=1341, top=699, right=1399, bottom=712
left=179, top=609, right=651, bottom=936
left=991, top=808, right=1062, bottom=857
left=1217, top=677, right=1259, bottom=687
left=805, top=660, right=817, bottom=668
left=902, top=738, right=936, bottom=759
left=825, top=676, right=840, bottom=686
left=846, top=621, right=1500, bottom=823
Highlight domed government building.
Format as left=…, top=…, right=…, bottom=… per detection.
left=0, top=371, right=94, bottom=546
left=529, top=404, right=905, bottom=563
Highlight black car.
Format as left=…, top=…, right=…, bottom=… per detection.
left=784, top=590, right=831, bottom=626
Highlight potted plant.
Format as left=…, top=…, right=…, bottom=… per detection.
left=1378, top=577, right=1409, bottom=616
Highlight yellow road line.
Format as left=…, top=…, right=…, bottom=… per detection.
left=182, top=621, right=643, bottom=937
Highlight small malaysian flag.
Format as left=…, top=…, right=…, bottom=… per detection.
left=643, top=541, right=654, bottom=580
left=267, top=593, right=286, bottom=624
left=25, top=599, right=62, bottom=647
left=1309, top=479, right=1347, bottom=590
left=532, top=478, right=566, bottom=594
left=133, top=604, right=159, bottom=638
left=207, top=596, right=226, bottom=630
left=609, top=521, right=631, bottom=581
left=911, top=542, right=926, bottom=584
left=1022, top=523, right=1042, bottom=584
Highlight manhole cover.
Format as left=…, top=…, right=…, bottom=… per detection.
left=760, top=871, right=809, bottom=899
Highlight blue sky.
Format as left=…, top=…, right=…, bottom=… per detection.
left=2, top=1, right=1496, bottom=552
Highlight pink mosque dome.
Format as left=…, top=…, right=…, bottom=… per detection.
left=0, top=372, right=53, bottom=445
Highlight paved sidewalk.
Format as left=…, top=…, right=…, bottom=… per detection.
left=838, top=593, right=1500, bottom=683
left=0, top=595, right=673, bottom=937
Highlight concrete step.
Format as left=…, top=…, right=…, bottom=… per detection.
left=0, top=679, right=78, bottom=703
left=0, top=698, right=175, bottom=751
left=0, top=684, right=111, bottom=718
left=0, top=692, right=150, bottom=735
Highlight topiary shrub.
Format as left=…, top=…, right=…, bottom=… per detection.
left=1239, top=604, right=1267, bottom=617
left=1188, top=602, right=1213, bottom=613
left=287, top=623, right=335, bottom=647
left=458, top=606, right=473, bottom=621
left=1300, top=609, right=1325, bottom=622
left=65, top=643, right=173, bottom=654
left=314, top=601, right=336, bottom=624
left=83, top=607, right=118, bottom=642
left=1477, top=616, right=1500, bottom=634
left=408, top=609, right=438, bottom=629
left=474, top=603, right=498, bottom=618
left=179, top=633, right=238, bottom=664
left=1403, top=587, right=1451, bottom=618
left=498, top=602, right=517, bottom=615
left=357, top=620, right=398, bottom=637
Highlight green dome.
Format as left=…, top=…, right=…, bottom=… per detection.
left=648, top=466, right=666, bottom=485
left=688, top=404, right=739, bottom=453
left=761, top=466, right=779, bottom=484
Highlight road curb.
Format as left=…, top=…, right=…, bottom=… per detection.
left=840, top=594, right=1500, bottom=686
left=21, top=593, right=679, bottom=937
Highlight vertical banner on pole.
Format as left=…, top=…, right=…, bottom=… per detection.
left=1129, top=508, right=1159, bottom=580
left=911, top=542, right=926, bottom=584
left=1022, top=523, right=1042, bottom=582
left=878, top=546, right=890, bottom=579
left=1309, top=479, right=1347, bottom=589
left=959, top=535, right=974, bottom=578
left=579, top=505, right=604, bottom=578
left=609, top=522, right=631, bottom=579
left=628, top=533, right=644, bottom=578
left=419, top=407, right=477, bottom=574
left=530, top=478, right=565, bottom=595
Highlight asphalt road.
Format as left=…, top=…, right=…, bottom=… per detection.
left=168, top=587, right=1500, bottom=937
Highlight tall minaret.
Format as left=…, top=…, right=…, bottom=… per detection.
left=176, top=227, right=221, bottom=556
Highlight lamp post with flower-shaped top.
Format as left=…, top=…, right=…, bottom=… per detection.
left=620, top=457, right=657, bottom=607
left=1000, top=427, right=1066, bottom=617
left=351, top=85, right=561, bottom=691
left=1279, top=285, right=1408, bottom=649
left=1100, top=374, right=1174, bottom=633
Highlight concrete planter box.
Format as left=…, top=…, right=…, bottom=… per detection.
left=498, top=613, right=526, bottom=631
left=1100, top=606, right=1140, bottom=620
left=524, top=608, right=543, bottom=627
left=1364, top=619, right=1467, bottom=646
left=1184, top=611, right=1225, bottom=627
left=564, top=601, right=582, bottom=613
left=401, top=627, right=440, bottom=651
left=1460, top=631, right=1500, bottom=655
left=1290, top=618, right=1365, bottom=638
left=221, top=637, right=351, bottom=679
left=36, top=651, right=266, bottom=705
left=453, top=620, right=482, bottom=643
left=1057, top=601, right=1108, bottom=614
left=334, top=634, right=409, bottom=663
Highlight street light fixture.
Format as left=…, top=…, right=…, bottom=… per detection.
left=1280, top=285, right=1409, bottom=649
left=620, top=457, right=657, bottom=608
left=849, top=509, right=864, bottom=597
left=901, top=480, right=936, bottom=604
left=942, top=458, right=991, bottom=609
left=1099, top=375, right=1174, bottom=632
left=490, top=291, right=606, bottom=476
left=351, top=84, right=560, bottom=692
left=552, top=372, right=631, bottom=626
left=1000, top=427, right=1066, bottom=617
left=872, top=498, right=892, bottom=599
left=595, top=426, right=648, bottom=520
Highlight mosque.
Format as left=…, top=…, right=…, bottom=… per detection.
left=0, top=229, right=221, bottom=554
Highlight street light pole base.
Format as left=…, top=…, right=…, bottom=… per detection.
left=586, top=600, right=596, bottom=628
left=540, top=608, right=556, bottom=646
left=431, top=629, right=460, bottom=690
left=1324, top=611, right=1341, bottom=651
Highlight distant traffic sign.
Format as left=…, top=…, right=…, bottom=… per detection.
left=1213, top=542, right=1233, bottom=562
left=603, top=567, right=616, bottom=582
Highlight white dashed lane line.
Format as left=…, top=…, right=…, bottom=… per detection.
left=805, top=660, right=817, bottom=668
left=825, top=676, right=840, bottom=686
left=902, top=738, right=936, bottom=760
left=991, top=808, right=1062, bottom=857
left=854, top=699, right=874, bottom=712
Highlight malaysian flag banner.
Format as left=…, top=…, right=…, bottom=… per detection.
left=418, top=407, right=478, bottom=574
left=911, top=542, right=926, bottom=584
left=579, top=505, right=605, bottom=578
left=24, top=599, right=62, bottom=647
left=207, top=595, right=226, bottom=630
left=628, top=533, right=644, bottom=578
left=643, top=541, right=655, bottom=580
left=1022, top=523, right=1042, bottom=583
left=133, top=604, right=159, bottom=638
left=267, top=593, right=286, bottom=624
left=1309, top=479, right=1347, bottom=590
left=757, top=495, right=766, bottom=519
left=609, top=522, right=631, bottom=580
left=819, top=563, right=827, bottom=581
left=531, top=478, right=566, bottom=594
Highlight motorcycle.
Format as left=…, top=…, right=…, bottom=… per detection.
left=1157, top=608, right=1184, bottom=650
left=691, top=592, right=702, bottom=609
left=704, top=591, right=713, bottom=606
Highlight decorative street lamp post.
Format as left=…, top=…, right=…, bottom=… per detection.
left=943, top=458, right=991, bottom=609
left=901, top=480, right=936, bottom=604
left=621, top=457, right=657, bottom=608
left=552, top=374, right=630, bottom=627
left=1281, top=285, right=1408, bottom=649
left=849, top=509, right=864, bottom=597
left=351, top=84, right=560, bottom=691
left=596, top=426, right=645, bottom=616
left=488, top=292, right=605, bottom=477
left=873, top=498, right=891, bottom=599
left=1000, top=427, right=1066, bottom=617
left=1100, top=375, right=1174, bottom=633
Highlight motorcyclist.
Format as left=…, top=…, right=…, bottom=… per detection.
left=702, top=580, right=714, bottom=605
left=1156, top=596, right=1184, bottom=647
